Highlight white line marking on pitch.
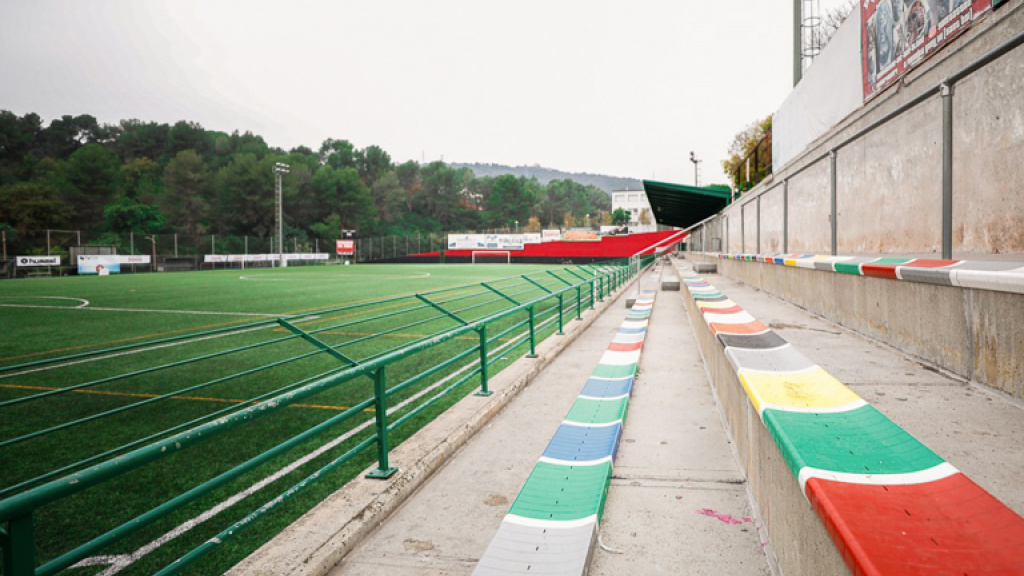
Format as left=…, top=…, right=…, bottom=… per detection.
left=73, top=322, right=540, bottom=574
left=0, top=296, right=90, bottom=308
left=238, top=272, right=431, bottom=281
left=0, top=303, right=278, bottom=317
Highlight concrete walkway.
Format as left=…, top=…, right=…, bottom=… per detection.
left=590, top=280, right=772, bottom=576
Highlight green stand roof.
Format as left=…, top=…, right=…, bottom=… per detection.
left=642, top=180, right=732, bottom=228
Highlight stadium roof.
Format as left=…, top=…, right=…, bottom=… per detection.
left=642, top=180, right=733, bottom=229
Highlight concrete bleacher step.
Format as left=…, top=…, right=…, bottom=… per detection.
left=660, top=264, right=680, bottom=291
left=472, top=291, right=657, bottom=576
left=679, top=269, right=1024, bottom=576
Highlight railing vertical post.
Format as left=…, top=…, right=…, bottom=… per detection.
left=589, top=280, right=595, bottom=310
left=526, top=306, right=538, bottom=358
left=783, top=179, right=789, bottom=253
left=576, top=285, right=583, bottom=320
left=475, top=326, right=493, bottom=396
left=366, top=366, right=398, bottom=478
left=557, top=293, right=565, bottom=335
left=2, top=515, right=35, bottom=576
left=830, top=149, right=838, bottom=256
left=941, top=82, right=954, bottom=259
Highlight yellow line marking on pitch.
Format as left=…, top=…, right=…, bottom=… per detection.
left=0, top=383, right=372, bottom=412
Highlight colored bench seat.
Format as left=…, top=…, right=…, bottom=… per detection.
left=681, top=273, right=1024, bottom=576
left=473, top=289, right=658, bottom=576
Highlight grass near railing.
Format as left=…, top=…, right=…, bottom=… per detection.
left=0, top=260, right=641, bottom=576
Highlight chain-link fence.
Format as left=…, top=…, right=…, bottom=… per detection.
left=0, top=230, right=347, bottom=278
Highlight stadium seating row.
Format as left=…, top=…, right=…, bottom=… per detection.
left=681, top=273, right=1024, bottom=575
left=716, top=253, right=1024, bottom=294
left=472, top=290, right=658, bottom=576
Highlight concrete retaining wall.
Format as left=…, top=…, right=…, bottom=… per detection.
left=680, top=278, right=851, bottom=576
left=710, top=256, right=1024, bottom=400
left=707, top=4, right=1024, bottom=258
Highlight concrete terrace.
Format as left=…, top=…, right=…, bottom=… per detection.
left=236, top=257, right=1024, bottom=576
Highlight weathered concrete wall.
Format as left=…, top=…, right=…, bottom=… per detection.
left=702, top=4, right=1024, bottom=257
left=680, top=277, right=851, bottom=576
left=954, top=44, right=1024, bottom=253
left=760, top=185, right=785, bottom=253
left=715, top=258, right=1024, bottom=399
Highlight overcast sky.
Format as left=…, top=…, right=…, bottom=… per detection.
left=0, top=0, right=849, bottom=187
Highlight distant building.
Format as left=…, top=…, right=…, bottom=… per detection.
left=611, top=189, right=656, bottom=233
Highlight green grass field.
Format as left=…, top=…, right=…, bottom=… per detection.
left=0, top=262, right=602, bottom=576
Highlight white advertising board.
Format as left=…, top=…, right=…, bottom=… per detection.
left=541, top=229, right=561, bottom=242
left=522, top=233, right=542, bottom=244
left=447, top=234, right=525, bottom=251
left=16, top=256, right=60, bottom=267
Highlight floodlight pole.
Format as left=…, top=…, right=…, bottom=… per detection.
left=689, top=151, right=702, bottom=187
left=274, top=162, right=290, bottom=268
left=794, top=0, right=803, bottom=86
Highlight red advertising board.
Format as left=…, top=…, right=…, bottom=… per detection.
left=862, top=0, right=990, bottom=100
left=336, top=240, right=355, bottom=255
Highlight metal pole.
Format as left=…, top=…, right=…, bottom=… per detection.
left=576, top=286, right=583, bottom=320
left=174, top=234, right=178, bottom=258
left=2, top=514, right=35, bottom=576
left=526, top=306, right=538, bottom=358
left=274, top=163, right=289, bottom=268
left=557, top=293, right=564, bottom=335
left=475, top=326, right=492, bottom=396
left=756, top=196, right=761, bottom=254
left=941, top=82, right=954, bottom=259
left=46, top=229, right=51, bottom=255
left=783, top=180, right=789, bottom=253
left=366, top=366, right=397, bottom=478
left=2, top=229, right=6, bottom=261
left=830, top=150, right=837, bottom=255
left=130, top=232, right=134, bottom=255
left=77, top=230, right=81, bottom=247
left=793, top=0, right=802, bottom=86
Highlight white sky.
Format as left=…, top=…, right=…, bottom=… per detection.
left=0, top=0, right=850, bottom=187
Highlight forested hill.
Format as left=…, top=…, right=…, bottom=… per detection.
left=0, top=111, right=616, bottom=255
left=451, top=163, right=643, bottom=194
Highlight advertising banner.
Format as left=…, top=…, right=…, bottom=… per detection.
left=446, top=234, right=525, bottom=251
left=336, top=240, right=355, bottom=255
left=563, top=230, right=600, bottom=242
left=16, top=256, right=60, bottom=267
left=541, top=229, right=562, bottom=243
left=204, top=253, right=330, bottom=263
left=863, top=0, right=990, bottom=99
left=78, top=255, right=121, bottom=275
left=121, top=255, right=151, bottom=264
left=600, top=225, right=629, bottom=236
left=522, top=233, right=542, bottom=245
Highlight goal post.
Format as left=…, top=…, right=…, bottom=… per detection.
left=471, top=251, right=511, bottom=264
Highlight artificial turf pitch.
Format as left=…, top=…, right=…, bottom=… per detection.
left=0, top=262, right=580, bottom=576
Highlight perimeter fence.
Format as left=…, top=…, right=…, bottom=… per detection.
left=0, top=256, right=653, bottom=576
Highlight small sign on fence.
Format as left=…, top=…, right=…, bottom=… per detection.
left=16, top=256, right=60, bottom=267
left=336, top=240, right=355, bottom=255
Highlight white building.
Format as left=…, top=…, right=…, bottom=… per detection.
left=611, top=189, right=656, bottom=233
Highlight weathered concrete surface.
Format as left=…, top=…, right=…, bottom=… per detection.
left=226, top=274, right=644, bottom=576
left=661, top=264, right=681, bottom=291
left=716, top=257, right=1024, bottom=400
left=711, top=4, right=1024, bottom=257
left=590, top=278, right=772, bottom=576
left=693, top=262, right=718, bottom=274
left=695, top=267, right=1024, bottom=516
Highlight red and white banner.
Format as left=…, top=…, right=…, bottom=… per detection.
left=336, top=240, right=355, bottom=255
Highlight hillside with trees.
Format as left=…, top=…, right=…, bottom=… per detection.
left=451, top=163, right=643, bottom=193
left=0, top=111, right=613, bottom=255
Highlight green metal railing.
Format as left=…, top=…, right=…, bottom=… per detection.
left=0, top=257, right=653, bottom=576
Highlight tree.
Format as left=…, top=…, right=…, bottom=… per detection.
left=485, top=175, right=536, bottom=228
left=320, top=139, right=356, bottom=169
left=311, top=165, right=375, bottom=231
left=65, top=143, right=120, bottom=229
left=102, top=196, right=164, bottom=235
left=639, top=208, right=652, bottom=226
left=120, top=157, right=160, bottom=201
left=163, top=150, right=210, bottom=239
left=0, top=181, right=72, bottom=232
left=372, top=171, right=406, bottom=224
left=355, top=145, right=392, bottom=186
left=611, top=208, right=631, bottom=226
left=210, top=153, right=273, bottom=236
left=722, top=115, right=772, bottom=191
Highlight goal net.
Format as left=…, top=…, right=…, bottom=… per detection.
left=471, top=251, right=511, bottom=264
